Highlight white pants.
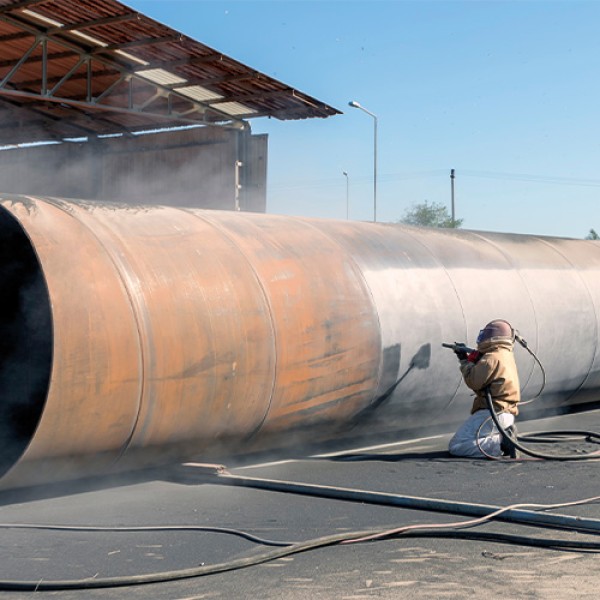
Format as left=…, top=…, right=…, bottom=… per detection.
left=448, top=410, right=515, bottom=458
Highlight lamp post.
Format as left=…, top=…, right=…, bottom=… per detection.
left=348, top=100, right=378, bottom=222
left=450, top=168, right=456, bottom=224
left=342, top=171, right=349, bottom=219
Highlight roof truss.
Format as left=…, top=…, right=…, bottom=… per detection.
left=0, top=0, right=339, bottom=145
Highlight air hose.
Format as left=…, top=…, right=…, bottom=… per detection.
left=484, top=389, right=600, bottom=460
left=0, top=525, right=598, bottom=591
left=0, top=466, right=599, bottom=591
left=473, top=330, right=600, bottom=460
left=513, top=333, right=545, bottom=406
left=0, top=524, right=598, bottom=591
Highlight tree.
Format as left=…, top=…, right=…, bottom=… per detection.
left=399, top=200, right=463, bottom=228
left=585, top=228, right=599, bottom=240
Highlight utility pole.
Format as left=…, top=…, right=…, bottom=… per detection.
left=450, top=168, right=456, bottom=224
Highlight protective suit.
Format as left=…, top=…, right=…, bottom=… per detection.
left=448, top=320, right=520, bottom=458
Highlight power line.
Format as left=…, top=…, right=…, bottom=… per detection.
left=269, top=170, right=446, bottom=192
left=268, top=168, right=600, bottom=194
left=461, top=170, right=600, bottom=188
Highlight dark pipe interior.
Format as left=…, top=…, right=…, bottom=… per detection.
left=0, top=207, right=52, bottom=477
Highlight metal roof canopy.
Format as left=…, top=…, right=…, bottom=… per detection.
left=0, top=0, right=340, bottom=145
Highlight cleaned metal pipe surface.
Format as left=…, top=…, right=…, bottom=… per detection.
left=1, top=194, right=600, bottom=488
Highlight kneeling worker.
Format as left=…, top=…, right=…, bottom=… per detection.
left=448, top=319, right=520, bottom=458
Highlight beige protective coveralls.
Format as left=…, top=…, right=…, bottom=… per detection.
left=449, top=337, right=520, bottom=457
left=461, top=338, right=520, bottom=415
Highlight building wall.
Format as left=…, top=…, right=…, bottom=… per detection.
left=0, top=126, right=267, bottom=212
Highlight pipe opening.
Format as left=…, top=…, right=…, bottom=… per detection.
left=0, top=207, right=52, bottom=477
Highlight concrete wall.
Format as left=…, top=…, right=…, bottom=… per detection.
left=0, top=126, right=267, bottom=212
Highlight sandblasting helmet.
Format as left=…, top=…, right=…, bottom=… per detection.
left=476, top=319, right=514, bottom=345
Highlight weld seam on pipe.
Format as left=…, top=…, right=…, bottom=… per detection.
left=469, top=231, right=540, bottom=392
left=297, top=218, right=384, bottom=405
left=536, top=237, right=599, bottom=401
left=57, top=203, right=149, bottom=459
left=180, top=208, right=279, bottom=436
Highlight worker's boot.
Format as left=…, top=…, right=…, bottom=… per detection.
left=500, top=425, right=519, bottom=459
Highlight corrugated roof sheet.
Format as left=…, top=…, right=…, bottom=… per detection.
left=0, top=0, right=340, bottom=144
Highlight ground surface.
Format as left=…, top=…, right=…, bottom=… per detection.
left=0, top=409, right=599, bottom=599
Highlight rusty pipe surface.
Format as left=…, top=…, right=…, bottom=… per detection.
left=1, top=195, right=600, bottom=488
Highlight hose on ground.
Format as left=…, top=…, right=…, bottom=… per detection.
left=0, top=474, right=599, bottom=591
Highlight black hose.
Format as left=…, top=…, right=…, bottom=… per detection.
left=397, top=529, right=600, bottom=552
left=0, top=525, right=598, bottom=590
left=1, top=465, right=600, bottom=590
left=514, top=334, right=546, bottom=405
left=518, top=431, right=600, bottom=445
left=0, top=529, right=355, bottom=591
left=0, top=522, right=294, bottom=547
left=484, top=388, right=600, bottom=460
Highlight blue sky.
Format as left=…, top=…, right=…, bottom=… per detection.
left=129, top=1, right=600, bottom=238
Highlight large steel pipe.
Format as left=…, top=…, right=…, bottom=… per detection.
left=1, top=195, right=600, bottom=488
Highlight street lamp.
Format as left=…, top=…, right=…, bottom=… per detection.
left=450, top=168, right=456, bottom=224
left=342, top=171, right=349, bottom=220
left=348, top=100, right=378, bottom=222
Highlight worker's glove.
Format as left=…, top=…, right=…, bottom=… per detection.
left=453, top=343, right=468, bottom=361
left=467, top=350, right=481, bottom=363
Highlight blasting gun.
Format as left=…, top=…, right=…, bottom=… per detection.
left=442, top=342, right=479, bottom=362
left=442, top=342, right=476, bottom=354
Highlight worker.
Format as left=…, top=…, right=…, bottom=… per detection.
left=448, top=319, right=520, bottom=458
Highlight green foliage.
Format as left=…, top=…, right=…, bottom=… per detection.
left=585, top=228, right=599, bottom=240
left=399, top=200, right=463, bottom=228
